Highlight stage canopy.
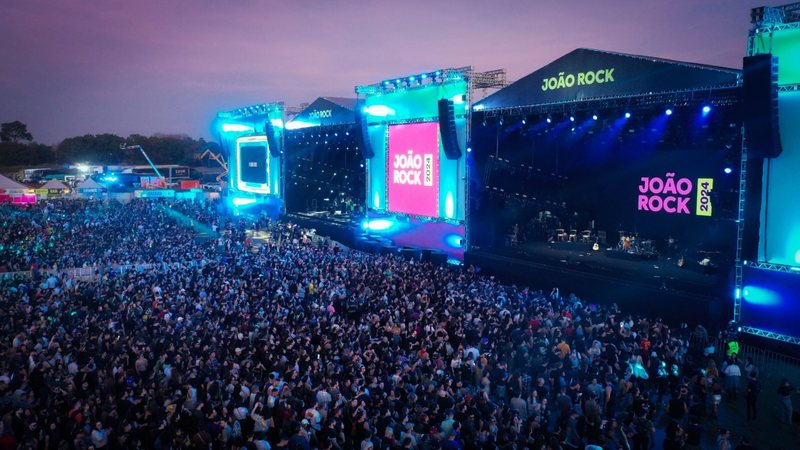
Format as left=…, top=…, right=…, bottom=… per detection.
left=286, top=97, right=358, bottom=130
left=475, top=48, right=741, bottom=111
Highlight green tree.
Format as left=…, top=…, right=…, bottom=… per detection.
left=0, top=121, right=33, bottom=143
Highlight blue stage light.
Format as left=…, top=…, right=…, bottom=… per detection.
left=592, top=114, right=598, bottom=121
left=546, top=117, right=552, bottom=124
left=383, top=80, right=390, bottom=86
left=363, top=219, right=395, bottom=231
left=702, top=105, right=712, bottom=115
left=467, top=147, right=472, bottom=153
left=724, top=167, right=733, bottom=174
left=624, top=112, right=631, bottom=119
left=665, top=108, right=673, bottom=116
left=420, top=74, right=427, bottom=80
left=408, top=76, right=415, bottom=82
left=522, top=118, right=527, bottom=125
left=569, top=116, right=575, bottom=122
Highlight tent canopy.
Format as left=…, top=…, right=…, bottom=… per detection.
left=0, top=174, right=29, bottom=192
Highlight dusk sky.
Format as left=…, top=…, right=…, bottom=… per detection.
left=0, top=0, right=784, bottom=145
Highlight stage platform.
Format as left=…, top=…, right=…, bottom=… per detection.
left=465, top=242, right=732, bottom=327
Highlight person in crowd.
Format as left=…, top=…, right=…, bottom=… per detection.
left=777, top=379, right=794, bottom=425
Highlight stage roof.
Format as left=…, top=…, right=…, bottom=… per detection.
left=475, top=48, right=742, bottom=111
left=286, top=97, right=359, bottom=129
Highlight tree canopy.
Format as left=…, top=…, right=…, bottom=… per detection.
left=0, top=121, right=213, bottom=168
left=0, top=121, right=34, bottom=143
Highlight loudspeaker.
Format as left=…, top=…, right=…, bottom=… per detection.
left=265, top=120, right=281, bottom=157
left=438, top=99, right=462, bottom=159
left=355, top=109, right=375, bottom=159
left=743, top=54, right=782, bottom=158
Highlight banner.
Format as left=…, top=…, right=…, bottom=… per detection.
left=387, top=123, right=440, bottom=217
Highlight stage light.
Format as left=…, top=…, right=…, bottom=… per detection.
left=420, top=73, right=427, bottom=80
left=665, top=108, right=673, bottom=116
left=467, top=147, right=472, bottom=153
left=232, top=197, right=256, bottom=207
left=521, top=118, right=527, bottom=125
left=592, top=114, right=598, bottom=121
left=383, top=80, right=390, bottom=86
left=270, top=119, right=284, bottom=129
left=473, top=104, right=485, bottom=111
left=569, top=116, right=575, bottom=122
left=363, top=105, right=396, bottom=117
left=702, top=105, right=712, bottom=115
left=624, top=112, right=631, bottom=119
left=546, top=117, right=552, bottom=124
left=221, top=123, right=254, bottom=133
left=363, top=219, right=395, bottom=231
left=724, top=167, right=733, bottom=174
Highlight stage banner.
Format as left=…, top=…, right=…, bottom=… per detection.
left=387, top=122, right=440, bottom=217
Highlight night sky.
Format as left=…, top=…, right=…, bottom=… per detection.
left=0, top=0, right=784, bottom=144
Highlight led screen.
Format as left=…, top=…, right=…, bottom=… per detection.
left=236, top=136, right=270, bottom=194
left=386, top=122, right=440, bottom=217
left=741, top=266, right=800, bottom=339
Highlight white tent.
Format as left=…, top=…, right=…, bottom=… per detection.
left=75, top=178, right=105, bottom=194
left=0, top=174, right=29, bottom=193
left=40, top=179, right=69, bottom=190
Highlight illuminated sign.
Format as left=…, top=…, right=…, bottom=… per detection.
left=637, top=173, right=713, bottom=216
left=541, top=68, right=615, bottom=91
left=308, top=109, right=333, bottom=119
left=387, top=123, right=440, bottom=217
left=696, top=178, right=713, bottom=216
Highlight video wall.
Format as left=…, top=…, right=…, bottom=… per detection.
left=386, top=122, right=441, bottom=217
left=741, top=266, right=800, bottom=338
left=236, top=136, right=271, bottom=194
left=219, top=104, right=284, bottom=203
left=362, top=79, right=467, bottom=222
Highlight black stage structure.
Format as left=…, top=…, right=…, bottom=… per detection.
left=467, top=49, right=743, bottom=326
left=283, top=97, right=366, bottom=242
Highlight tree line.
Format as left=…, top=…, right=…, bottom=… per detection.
left=0, top=121, right=213, bottom=168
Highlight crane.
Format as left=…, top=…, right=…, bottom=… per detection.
left=195, top=147, right=228, bottom=185
left=121, top=143, right=165, bottom=187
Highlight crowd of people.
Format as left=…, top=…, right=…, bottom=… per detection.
left=0, top=199, right=781, bottom=449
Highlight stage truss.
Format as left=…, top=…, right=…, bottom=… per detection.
left=735, top=2, right=800, bottom=346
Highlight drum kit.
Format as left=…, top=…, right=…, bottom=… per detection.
left=617, top=231, right=655, bottom=254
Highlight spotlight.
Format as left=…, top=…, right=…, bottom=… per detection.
left=592, top=114, right=598, bottom=121
left=665, top=108, right=673, bottom=116
left=702, top=105, right=712, bottom=114
left=420, top=73, right=427, bottom=80
left=521, top=117, right=527, bottom=125
left=624, top=112, right=631, bottom=119
left=546, top=117, right=552, bottom=124
left=724, top=167, right=733, bottom=174
left=467, top=147, right=472, bottom=153
left=569, top=116, right=575, bottom=122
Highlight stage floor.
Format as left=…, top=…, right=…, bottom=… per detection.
left=478, top=241, right=727, bottom=297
